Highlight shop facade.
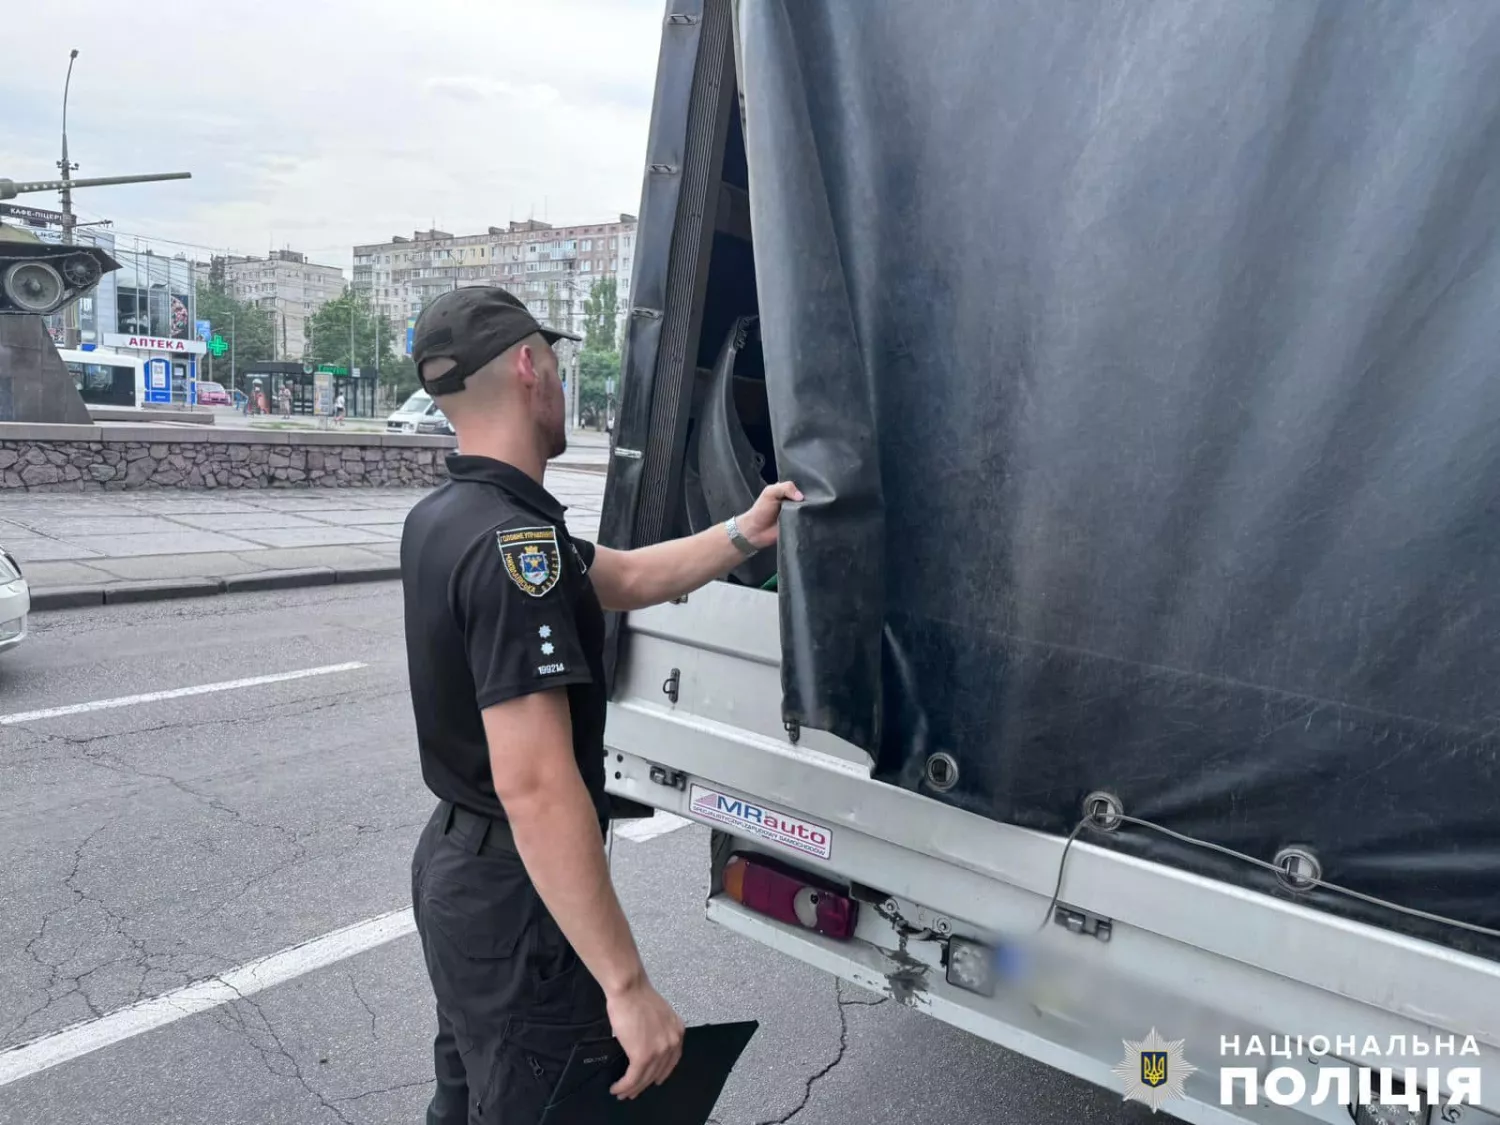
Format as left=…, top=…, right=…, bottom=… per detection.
left=102, top=333, right=207, bottom=406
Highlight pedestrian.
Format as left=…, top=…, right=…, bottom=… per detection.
left=401, top=286, right=800, bottom=1125
left=333, top=390, right=346, bottom=426
left=279, top=384, right=293, bottom=418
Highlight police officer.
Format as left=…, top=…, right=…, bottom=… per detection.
left=401, top=287, right=801, bottom=1124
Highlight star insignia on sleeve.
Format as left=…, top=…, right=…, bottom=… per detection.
left=538, top=625, right=553, bottom=639
left=541, top=642, right=555, bottom=656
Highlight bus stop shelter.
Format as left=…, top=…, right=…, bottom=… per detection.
left=238, top=363, right=377, bottom=417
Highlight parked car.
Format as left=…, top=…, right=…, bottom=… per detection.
left=386, top=389, right=442, bottom=433
left=196, top=382, right=231, bottom=407
left=416, top=410, right=454, bottom=437
left=0, top=547, right=30, bottom=654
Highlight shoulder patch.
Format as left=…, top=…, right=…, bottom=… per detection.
left=496, top=526, right=563, bottom=597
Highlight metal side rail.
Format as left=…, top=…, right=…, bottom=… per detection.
left=603, top=586, right=1499, bottom=1117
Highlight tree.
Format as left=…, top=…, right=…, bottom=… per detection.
left=577, top=347, right=620, bottom=428
left=383, top=354, right=421, bottom=400
left=581, top=277, right=618, bottom=353
left=194, top=282, right=277, bottom=392
left=306, top=286, right=403, bottom=389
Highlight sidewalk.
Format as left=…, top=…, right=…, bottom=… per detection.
left=2, top=438, right=610, bottom=610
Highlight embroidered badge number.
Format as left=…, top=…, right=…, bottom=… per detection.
left=497, top=526, right=563, bottom=597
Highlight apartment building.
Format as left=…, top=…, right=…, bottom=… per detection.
left=219, top=250, right=346, bottom=361
left=353, top=215, right=637, bottom=351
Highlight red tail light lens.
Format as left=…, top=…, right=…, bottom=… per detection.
left=722, top=854, right=858, bottom=940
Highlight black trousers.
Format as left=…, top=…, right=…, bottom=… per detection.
left=412, top=801, right=612, bottom=1125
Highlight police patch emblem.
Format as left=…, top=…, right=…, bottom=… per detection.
left=497, top=526, right=564, bottom=597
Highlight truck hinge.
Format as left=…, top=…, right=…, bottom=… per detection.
left=661, top=667, right=681, bottom=704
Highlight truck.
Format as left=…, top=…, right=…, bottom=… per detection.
left=597, top=3, right=1500, bottom=1122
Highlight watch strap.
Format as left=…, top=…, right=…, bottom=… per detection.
left=725, top=515, right=759, bottom=558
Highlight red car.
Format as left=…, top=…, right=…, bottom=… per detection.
left=195, top=382, right=231, bottom=406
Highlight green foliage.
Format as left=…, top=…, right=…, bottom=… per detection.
left=193, top=282, right=276, bottom=389
left=576, top=347, right=620, bottom=427
left=306, top=287, right=404, bottom=389
left=304, top=288, right=414, bottom=402
left=384, top=353, right=421, bottom=398
left=581, top=277, right=618, bottom=353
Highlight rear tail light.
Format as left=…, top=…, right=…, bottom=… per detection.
left=722, top=853, right=858, bottom=940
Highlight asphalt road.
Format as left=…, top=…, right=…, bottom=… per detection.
left=0, top=586, right=1151, bottom=1124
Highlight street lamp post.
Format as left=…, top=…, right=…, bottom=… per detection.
left=59, top=48, right=80, bottom=347
left=59, top=49, right=79, bottom=246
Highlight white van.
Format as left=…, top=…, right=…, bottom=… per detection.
left=385, top=389, right=441, bottom=434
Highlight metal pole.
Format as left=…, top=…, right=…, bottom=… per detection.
left=230, top=310, right=236, bottom=398
left=569, top=345, right=580, bottom=432
left=59, top=49, right=78, bottom=246
left=60, top=48, right=80, bottom=347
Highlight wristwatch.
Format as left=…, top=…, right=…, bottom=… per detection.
left=724, top=515, right=760, bottom=558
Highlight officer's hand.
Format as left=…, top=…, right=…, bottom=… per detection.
left=737, top=480, right=804, bottom=550
left=607, top=979, right=685, bottom=1099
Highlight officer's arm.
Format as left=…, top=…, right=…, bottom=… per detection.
left=455, top=525, right=654, bottom=1004
left=588, top=480, right=802, bottom=610
left=458, top=525, right=682, bottom=1098
left=482, top=692, right=650, bottom=998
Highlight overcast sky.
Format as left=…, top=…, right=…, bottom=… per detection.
left=1, top=0, right=665, bottom=274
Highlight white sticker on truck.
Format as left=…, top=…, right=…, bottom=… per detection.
left=689, top=784, right=833, bottom=861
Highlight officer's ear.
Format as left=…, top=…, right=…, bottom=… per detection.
left=514, top=342, right=547, bottom=393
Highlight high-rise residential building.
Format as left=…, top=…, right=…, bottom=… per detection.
left=218, top=250, right=346, bottom=361
left=353, top=215, right=637, bottom=353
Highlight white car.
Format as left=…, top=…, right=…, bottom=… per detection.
left=386, top=389, right=443, bottom=434
left=0, top=547, right=30, bottom=654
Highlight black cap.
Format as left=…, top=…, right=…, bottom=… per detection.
left=411, top=286, right=580, bottom=396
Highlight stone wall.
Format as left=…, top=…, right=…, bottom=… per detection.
left=0, top=422, right=454, bottom=492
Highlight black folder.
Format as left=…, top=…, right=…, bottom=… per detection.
left=538, top=1020, right=758, bottom=1124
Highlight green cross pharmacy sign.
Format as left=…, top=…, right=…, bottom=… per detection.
left=207, top=335, right=229, bottom=358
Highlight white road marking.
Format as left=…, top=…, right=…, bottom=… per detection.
left=615, top=811, right=692, bottom=842
left=0, top=663, right=368, bottom=726
left=0, top=907, right=415, bottom=1088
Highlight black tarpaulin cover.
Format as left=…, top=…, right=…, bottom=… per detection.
left=739, top=0, right=1500, bottom=957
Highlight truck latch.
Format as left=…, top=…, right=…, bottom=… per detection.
left=649, top=765, right=686, bottom=791
left=1054, top=905, right=1112, bottom=942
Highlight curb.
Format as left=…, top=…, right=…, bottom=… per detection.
left=29, top=563, right=401, bottom=613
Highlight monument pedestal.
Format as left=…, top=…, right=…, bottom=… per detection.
left=0, top=315, right=92, bottom=425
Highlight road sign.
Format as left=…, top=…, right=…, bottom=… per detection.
left=196, top=319, right=212, bottom=341
left=316, top=364, right=348, bottom=376
left=0, top=203, right=65, bottom=227
left=207, top=334, right=228, bottom=358
left=351, top=367, right=361, bottom=379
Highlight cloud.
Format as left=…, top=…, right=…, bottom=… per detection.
left=0, top=0, right=665, bottom=272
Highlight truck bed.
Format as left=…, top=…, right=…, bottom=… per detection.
left=602, top=0, right=1500, bottom=968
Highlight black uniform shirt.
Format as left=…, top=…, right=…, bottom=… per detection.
left=401, top=454, right=608, bottom=823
